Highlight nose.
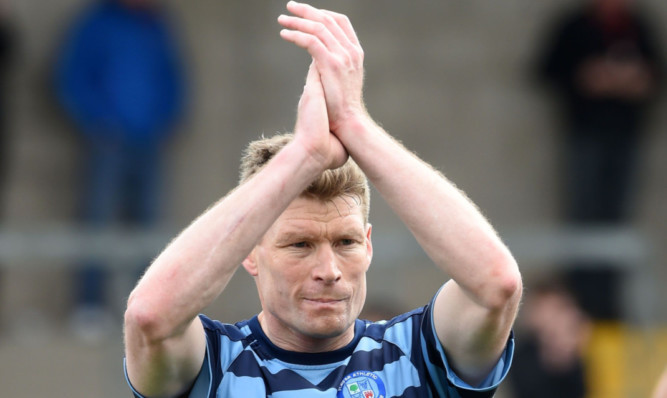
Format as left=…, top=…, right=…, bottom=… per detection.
left=312, top=245, right=342, bottom=284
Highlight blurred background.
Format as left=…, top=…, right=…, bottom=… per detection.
left=0, top=0, right=666, bottom=397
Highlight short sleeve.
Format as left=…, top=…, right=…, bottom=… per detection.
left=419, top=292, right=515, bottom=397
left=123, top=315, right=219, bottom=398
left=123, top=357, right=147, bottom=398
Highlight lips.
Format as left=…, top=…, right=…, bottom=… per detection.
left=305, top=298, right=345, bottom=303
left=302, top=296, right=350, bottom=307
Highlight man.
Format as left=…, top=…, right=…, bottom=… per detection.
left=124, top=2, right=522, bottom=397
left=55, top=0, right=186, bottom=339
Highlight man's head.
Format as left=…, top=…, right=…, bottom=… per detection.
left=240, top=133, right=373, bottom=351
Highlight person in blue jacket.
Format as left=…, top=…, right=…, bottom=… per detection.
left=55, top=0, right=187, bottom=341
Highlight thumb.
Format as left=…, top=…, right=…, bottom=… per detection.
left=299, top=60, right=325, bottom=108
left=305, top=60, right=323, bottom=91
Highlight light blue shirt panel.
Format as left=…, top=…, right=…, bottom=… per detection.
left=381, top=316, right=415, bottom=355
left=217, top=375, right=266, bottom=397
left=184, top=325, right=246, bottom=397
left=218, top=334, right=246, bottom=371
left=377, top=355, right=423, bottom=396
left=353, top=335, right=384, bottom=353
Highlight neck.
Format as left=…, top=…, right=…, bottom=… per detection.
left=257, top=312, right=355, bottom=353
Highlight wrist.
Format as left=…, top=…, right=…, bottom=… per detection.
left=331, top=107, right=373, bottom=141
left=282, top=138, right=330, bottom=177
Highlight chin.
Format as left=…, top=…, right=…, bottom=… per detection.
left=303, top=317, right=350, bottom=339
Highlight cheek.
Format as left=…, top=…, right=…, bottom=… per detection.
left=346, top=246, right=371, bottom=268
left=353, top=272, right=367, bottom=297
left=345, top=264, right=368, bottom=297
left=349, top=276, right=368, bottom=319
left=258, top=258, right=303, bottom=297
left=344, top=255, right=371, bottom=280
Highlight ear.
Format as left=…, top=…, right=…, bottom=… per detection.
left=242, top=249, right=259, bottom=277
left=365, top=223, right=373, bottom=268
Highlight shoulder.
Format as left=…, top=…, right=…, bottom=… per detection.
left=360, top=306, right=429, bottom=356
left=198, top=315, right=254, bottom=357
left=197, top=314, right=263, bottom=382
left=362, top=307, right=426, bottom=338
left=199, top=314, right=253, bottom=343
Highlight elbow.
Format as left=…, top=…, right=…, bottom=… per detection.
left=484, top=254, right=523, bottom=312
left=124, top=292, right=168, bottom=346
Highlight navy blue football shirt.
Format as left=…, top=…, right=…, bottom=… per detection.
left=125, top=294, right=514, bottom=397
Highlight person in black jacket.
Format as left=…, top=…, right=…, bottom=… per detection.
left=536, top=0, right=663, bottom=320
left=0, top=4, right=14, bottom=215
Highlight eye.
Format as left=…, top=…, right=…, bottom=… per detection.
left=291, top=241, right=309, bottom=248
left=339, top=238, right=355, bottom=246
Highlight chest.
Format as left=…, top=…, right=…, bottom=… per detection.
left=217, top=352, right=424, bottom=397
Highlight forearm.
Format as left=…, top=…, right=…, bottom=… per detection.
left=125, top=47, right=342, bottom=395
left=339, top=115, right=521, bottom=384
left=277, top=1, right=519, bottom=384
left=277, top=0, right=518, bottom=303
left=125, top=142, right=324, bottom=341
left=338, top=115, right=519, bottom=308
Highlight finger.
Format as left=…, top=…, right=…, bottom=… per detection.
left=278, top=14, right=345, bottom=55
left=322, top=10, right=360, bottom=48
left=280, top=28, right=330, bottom=63
left=305, top=60, right=322, bottom=88
left=284, top=1, right=355, bottom=51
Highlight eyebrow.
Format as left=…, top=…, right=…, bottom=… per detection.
left=274, top=228, right=365, bottom=245
left=275, top=231, right=317, bottom=244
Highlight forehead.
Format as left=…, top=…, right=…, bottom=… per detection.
left=269, top=196, right=366, bottom=235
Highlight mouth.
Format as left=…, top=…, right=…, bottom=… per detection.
left=306, top=298, right=344, bottom=303
left=303, top=297, right=347, bottom=305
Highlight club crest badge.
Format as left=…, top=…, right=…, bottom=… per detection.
left=337, top=371, right=386, bottom=398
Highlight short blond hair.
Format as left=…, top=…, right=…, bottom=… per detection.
left=239, top=133, right=370, bottom=223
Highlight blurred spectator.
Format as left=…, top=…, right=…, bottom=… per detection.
left=509, top=281, right=592, bottom=398
left=0, top=1, right=14, bottom=214
left=536, top=0, right=663, bottom=320
left=54, top=0, right=187, bottom=341
left=0, top=0, right=14, bottom=334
